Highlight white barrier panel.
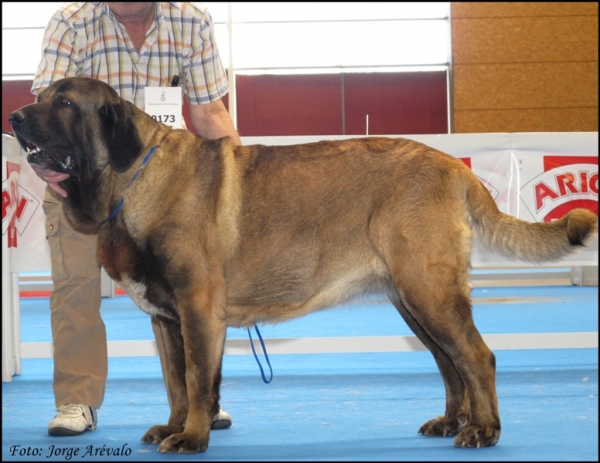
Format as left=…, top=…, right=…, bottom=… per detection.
left=2, top=135, right=23, bottom=381
left=2, top=134, right=50, bottom=272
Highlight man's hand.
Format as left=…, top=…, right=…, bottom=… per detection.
left=189, top=99, right=241, bottom=145
left=31, top=165, right=69, bottom=198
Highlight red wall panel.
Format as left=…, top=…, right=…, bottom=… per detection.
left=236, top=74, right=343, bottom=136
left=3, top=72, right=447, bottom=137
left=235, top=71, right=448, bottom=137
left=2, top=81, right=35, bottom=134
left=344, top=71, right=448, bottom=135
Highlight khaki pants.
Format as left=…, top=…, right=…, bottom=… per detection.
left=43, top=187, right=173, bottom=409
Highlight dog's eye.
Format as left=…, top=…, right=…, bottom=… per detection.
left=61, top=97, right=71, bottom=105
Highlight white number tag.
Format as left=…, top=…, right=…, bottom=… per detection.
left=145, top=87, right=183, bottom=129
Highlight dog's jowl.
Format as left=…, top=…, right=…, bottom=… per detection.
left=10, top=77, right=598, bottom=453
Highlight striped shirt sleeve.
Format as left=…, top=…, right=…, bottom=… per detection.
left=32, top=9, right=83, bottom=94
left=184, top=6, right=229, bottom=105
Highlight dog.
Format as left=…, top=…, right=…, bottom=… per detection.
left=9, top=77, right=597, bottom=453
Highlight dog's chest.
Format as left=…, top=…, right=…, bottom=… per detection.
left=115, top=272, right=179, bottom=322
left=98, top=226, right=178, bottom=321
left=119, top=275, right=164, bottom=317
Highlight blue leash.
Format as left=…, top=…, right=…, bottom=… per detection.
left=247, top=324, right=273, bottom=383
left=108, top=146, right=158, bottom=221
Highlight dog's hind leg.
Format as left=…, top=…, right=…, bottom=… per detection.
left=388, top=293, right=470, bottom=437
left=376, top=211, right=500, bottom=448
left=141, top=317, right=189, bottom=445
left=390, top=260, right=500, bottom=447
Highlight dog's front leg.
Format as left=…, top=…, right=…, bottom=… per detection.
left=157, top=278, right=227, bottom=454
left=141, top=316, right=188, bottom=445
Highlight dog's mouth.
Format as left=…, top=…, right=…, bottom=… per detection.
left=17, top=135, right=75, bottom=175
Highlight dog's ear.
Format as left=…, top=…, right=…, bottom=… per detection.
left=100, top=101, right=144, bottom=172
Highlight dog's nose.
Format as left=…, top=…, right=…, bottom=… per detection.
left=8, top=110, right=26, bottom=127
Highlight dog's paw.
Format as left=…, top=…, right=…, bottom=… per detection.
left=418, top=415, right=465, bottom=437
left=157, top=432, right=209, bottom=454
left=453, top=425, right=500, bottom=448
left=141, top=425, right=180, bottom=445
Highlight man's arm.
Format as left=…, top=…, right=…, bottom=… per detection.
left=32, top=86, right=70, bottom=197
left=189, top=99, right=241, bottom=145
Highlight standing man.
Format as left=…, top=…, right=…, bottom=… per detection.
left=31, top=2, right=240, bottom=436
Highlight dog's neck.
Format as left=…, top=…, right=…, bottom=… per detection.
left=136, top=107, right=173, bottom=148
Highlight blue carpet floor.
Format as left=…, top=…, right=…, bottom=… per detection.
left=2, top=286, right=598, bottom=461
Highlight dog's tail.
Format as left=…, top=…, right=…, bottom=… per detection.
left=464, top=170, right=598, bottom=263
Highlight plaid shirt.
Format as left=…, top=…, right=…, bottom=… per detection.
left=31, top=2, right=229, bottom=109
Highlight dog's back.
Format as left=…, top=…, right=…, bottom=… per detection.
left=224, top=137, right=597, bottom=329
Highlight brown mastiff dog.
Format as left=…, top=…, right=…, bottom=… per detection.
left=9, top=77, right=597, bottom=453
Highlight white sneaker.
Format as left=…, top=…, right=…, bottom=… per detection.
left=211, top=408, right=232, bottom=430
left=48, top=404, right=98, bottom=436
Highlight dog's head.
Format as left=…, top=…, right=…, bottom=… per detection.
left=9, top=77, right=144, bottom=179
left=9, top=77, right=147, bottom=225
